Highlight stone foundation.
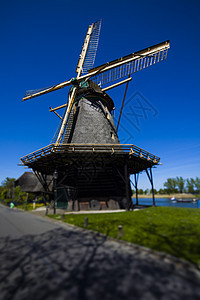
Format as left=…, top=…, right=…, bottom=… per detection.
left=65, top=197, right=126, bottom=211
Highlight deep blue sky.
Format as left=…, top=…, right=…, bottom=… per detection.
left=0, top=0, right=199, bottom=189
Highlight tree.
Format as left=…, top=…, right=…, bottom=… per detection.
left=186, top=178, right=195, bottom=193
left=176, top=176, right=185, bottom=193
left=1, top=177, right=15, bottom=199
left=158, top=188, right=167, bottom=194
left=164, top=178, right=177, bottom=194
left=14, top=186, right=27, bottom=204
left=138, top=189, right=144, bottom=194
left=132, top=190, right=136, bottom=195
left=194, top=177, right=200, bottom=194
left=1, top=189, right=8, bottom=200
left=150, top=189, right=157, bottom=194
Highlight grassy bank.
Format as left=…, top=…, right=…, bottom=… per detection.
left=16, top=203, right=46, bottom=211
left=134, top=193, right=197, bottom=199
left=49, top=207, right=200, bottom=265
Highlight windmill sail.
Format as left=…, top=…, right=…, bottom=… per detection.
left=23, top=79, right=72, bottom=101
left=81, top=19, right=102, bottom=75
left=22, top=39, right=169, bottom=102
left=89, top=40, right=170, bottom=87
left=23, top=20, right=102, bottom=101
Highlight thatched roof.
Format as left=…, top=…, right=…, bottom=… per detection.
left=15, top=172, right=46, bottom=193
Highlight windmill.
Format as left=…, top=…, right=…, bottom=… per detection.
left=21, top=20, right=170, bottom=211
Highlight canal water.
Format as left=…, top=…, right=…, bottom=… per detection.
left=132, top=198, right=199, bottom=209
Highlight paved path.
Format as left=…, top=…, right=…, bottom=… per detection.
left=0, top=204, right=200, bottom=300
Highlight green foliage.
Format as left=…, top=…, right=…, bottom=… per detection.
left=27, top=193, right=36, bottom=202
left=176, top=176, right=185, bottom=193
left=1, top=177, right=15, bottom=199
left=138, top=189, right=144, bottom=194
left=186, top=178, right=195, bottom=194
left=164, top=178, right=178, bottom=194
left=194, top=177, right=200, bottom=193
left=132, top=176, right=200, bottom=195
left=158, top=188, right=166, bottom=194
left=1, top=189, right=8, bottom=200
left=17, top=203, right=47, bottom=211
left=163, top=177, right=200, bottom=194
left=150, top=188, right=157, bottom=194
left=3, top=198, right=11, bottom=206
left=0, top=176, right=47, bottom=207
left=14, top=186, right=27, bottom=204
left=1, top=177, right=15, bottom=188
left=50, top=207, right=200, bottom=265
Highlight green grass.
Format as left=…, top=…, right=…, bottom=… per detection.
left=17, top=203, right=46, bottom=211
left=49, top=207, right=200, bottom=265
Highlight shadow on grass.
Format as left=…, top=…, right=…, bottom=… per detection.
left=56, top=210, right=200, bottom=266
left=137, top=222, right=200, bottom=266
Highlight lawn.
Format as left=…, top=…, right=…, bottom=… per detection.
left=49, top=207, right=200, bottom=266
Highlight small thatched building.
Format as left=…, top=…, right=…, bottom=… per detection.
left=15, top=172, right=52, bottom=193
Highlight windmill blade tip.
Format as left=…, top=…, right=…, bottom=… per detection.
left=22, top=96, right=27, bottom=102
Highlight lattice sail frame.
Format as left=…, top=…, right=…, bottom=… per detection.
left=22, top=39, right=170, bottom=102
left=81, top=19, right=101, bottom=75
left=90, top=47, right=169, bottom=86
left=24, top=85, right=58, bottom=99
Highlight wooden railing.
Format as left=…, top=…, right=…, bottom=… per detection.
left=20, top=143, right=160, bottom=165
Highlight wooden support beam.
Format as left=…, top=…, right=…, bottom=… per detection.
left=49, top=103, right=68, bottom=112
left=129, top=148, right=135, bottom=155
left=124, top=160, right=132, bottom=210
left=76, top=23, right=94, bottom=74
left=49, top=107, right=63, bottom=120
left=146, top=168, right=155, bottom=207
left=105, top=106, right=109, bottom=119
left=117, top=75, right=131, bottom=132
left=134, top=173, right=139, bottom=206
left=102, top=77, right=132, bottom=92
